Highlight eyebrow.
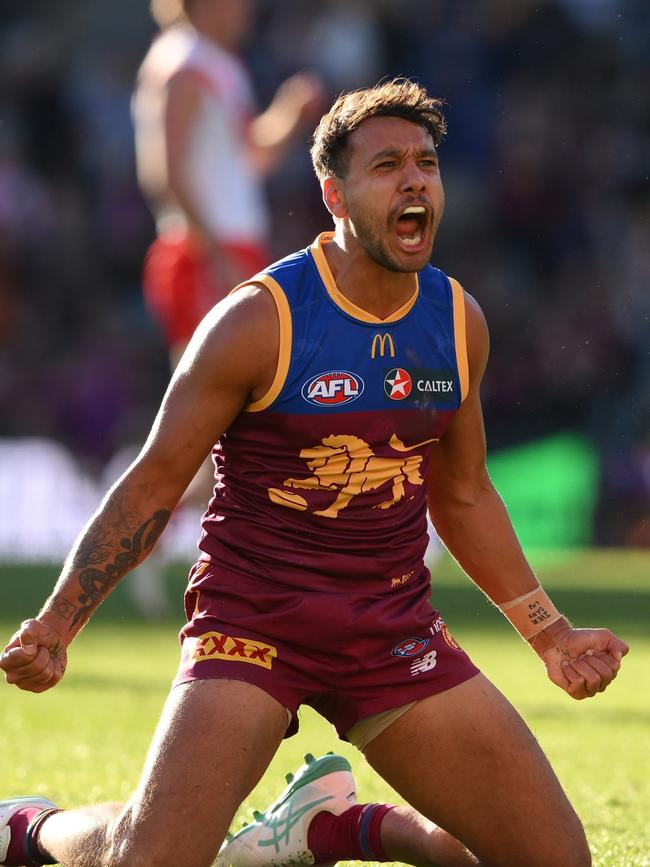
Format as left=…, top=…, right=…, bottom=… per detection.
left=368, top=146, right=438, bottom=165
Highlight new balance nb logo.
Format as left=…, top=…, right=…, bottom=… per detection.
left=410, top=650, right=438, bottom=676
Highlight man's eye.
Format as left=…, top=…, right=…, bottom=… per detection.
left=376, top=161, right=396, bottom=169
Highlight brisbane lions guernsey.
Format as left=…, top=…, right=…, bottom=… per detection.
left=199, top=233, right=469, bottom=593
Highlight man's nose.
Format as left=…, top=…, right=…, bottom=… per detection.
left=399, top=162, right=427, bottom=193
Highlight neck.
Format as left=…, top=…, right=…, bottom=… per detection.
left=187, top=14, right=234, bottom=52
left=322, top=227, right=418, bottom=321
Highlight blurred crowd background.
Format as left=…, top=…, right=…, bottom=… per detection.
left=0, top=0, right=648, bottom=552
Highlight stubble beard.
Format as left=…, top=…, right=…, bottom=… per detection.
left=350, top=210, right=436, bottom=274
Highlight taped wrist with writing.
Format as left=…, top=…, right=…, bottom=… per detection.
left=497, top=585, right=563, bottom=640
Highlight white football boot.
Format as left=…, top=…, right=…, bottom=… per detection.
left=0, top=797, right=58, bottom=866
left=216, top=753, right=357, bottom=867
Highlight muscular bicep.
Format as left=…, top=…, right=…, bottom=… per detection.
left=428, top=289, right=491, bottom=510
left=134, top=285, right=278, bottom=501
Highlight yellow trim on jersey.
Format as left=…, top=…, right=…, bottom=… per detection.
left=449, top=277, right=469, bottom=403
left=311, top=233, right=419, bottom=324
left=231, top=275, right=292, bottom=413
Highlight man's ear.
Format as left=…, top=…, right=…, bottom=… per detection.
left=322, top=176, right=347, bottom=218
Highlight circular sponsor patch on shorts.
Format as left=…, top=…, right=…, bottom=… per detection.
left=391, top=636, right=429, bottom=657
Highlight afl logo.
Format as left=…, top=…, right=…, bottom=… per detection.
left=302, top=371, right=364, bottom=406
left=391, top=637, right=430, bottom=657
left=384, top=368, right=412, bottom=400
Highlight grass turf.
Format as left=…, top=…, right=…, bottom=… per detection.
left=0, top=550, right=648, bottom=866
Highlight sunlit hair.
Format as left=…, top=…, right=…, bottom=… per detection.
left=150, top=0, right=190, bottom=29
left=310, top=78, right=446, bottom=181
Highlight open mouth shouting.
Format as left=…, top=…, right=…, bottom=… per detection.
left=394, top=205, right=429, bottom=253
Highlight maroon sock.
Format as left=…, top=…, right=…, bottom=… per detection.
left=5, top=807, right=59, bottom=866
left=5, top=808, right=43, bottom=866
left=308, top=803, right=394, bottom=863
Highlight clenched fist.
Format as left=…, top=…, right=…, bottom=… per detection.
left=1, top=618, right=68, bottom=693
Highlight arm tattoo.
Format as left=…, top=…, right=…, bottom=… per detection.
left=70, top=509, right=170, bottom=630
left=52, top=595, right=78, bottom=620
left=50, top=639, right=66, bottom=660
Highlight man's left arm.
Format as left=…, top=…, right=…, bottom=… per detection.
left=427, top=289, right=629, bottom=700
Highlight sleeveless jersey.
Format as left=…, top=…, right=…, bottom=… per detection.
left=133, top=25, right=269, bottom=244
left=199, top=233, right=469, bottom=594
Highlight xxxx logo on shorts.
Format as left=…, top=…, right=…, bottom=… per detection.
left=188, top=631, right=277, bottom=669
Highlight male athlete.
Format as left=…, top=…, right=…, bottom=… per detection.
left=1, top=80, right=628, bottom=867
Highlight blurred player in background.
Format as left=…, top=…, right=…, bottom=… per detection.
left=0, top=80, right=628, bottom=867
left=134, top=0, right=322, bottom=366
left=129, top=0, right=322, bottom=615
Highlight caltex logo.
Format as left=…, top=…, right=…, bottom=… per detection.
left=302, top=371, right=364, bottom=406
left=384, top=368, right=412, bottom=400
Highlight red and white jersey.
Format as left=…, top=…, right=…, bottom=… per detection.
left=133, top=26, right=269, bottom=245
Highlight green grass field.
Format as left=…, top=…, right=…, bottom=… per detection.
left=1, top=550, right=648, bottom=866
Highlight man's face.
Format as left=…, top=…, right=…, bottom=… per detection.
left=336, top=116, right=445, bottom=273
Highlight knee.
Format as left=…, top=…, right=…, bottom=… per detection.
left=107, top=842, right=214, bottom=867
left=554, top=831, right=592, bottom=867
left=486, top=816, right=591, bottom=867
left=105, top=817, right=215, bottom=867
left=524, top=823, right=591, bottom=867
left=549, top=813, right=591, bottom=867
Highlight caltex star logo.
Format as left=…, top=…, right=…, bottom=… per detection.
left=384, top=368, right=412, bottom=400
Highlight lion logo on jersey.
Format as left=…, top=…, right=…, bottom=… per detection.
left=267, top=434, right=429, bottom=518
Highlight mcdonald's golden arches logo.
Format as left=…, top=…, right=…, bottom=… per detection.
left=371, top=333, right=395, bottom=359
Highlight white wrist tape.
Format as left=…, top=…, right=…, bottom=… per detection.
left=497, top=585, right=563, bottom=640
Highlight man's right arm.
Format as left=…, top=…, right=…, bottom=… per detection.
left=0, top=285, right=279, bottom=692
left=427, top=290, right=628, bottom=699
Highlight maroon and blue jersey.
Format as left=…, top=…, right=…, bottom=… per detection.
left=198, top=232, right=469, bottom=593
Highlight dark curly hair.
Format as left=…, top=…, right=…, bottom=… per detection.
left=310, top=79, right=446, bottom=181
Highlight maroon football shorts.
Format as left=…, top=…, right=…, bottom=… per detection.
left=174, top=559, right=480, bottom=739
